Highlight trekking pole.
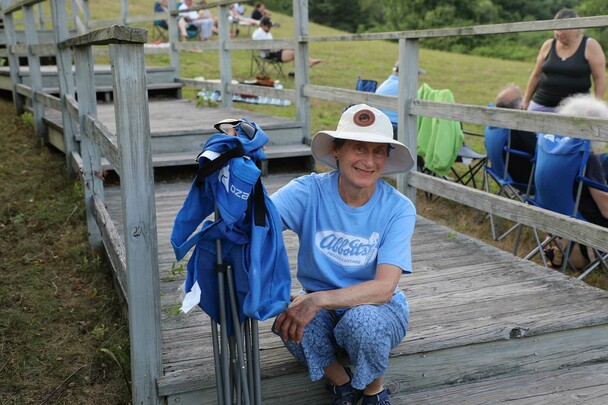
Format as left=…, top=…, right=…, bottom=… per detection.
left=226, top=265, right=252, bottom=405
left=244, top=319, right=254, bottom=404
left=251, top=319, right=262, bottom=405
left=215, top=216, right=232, bottom=405
left=211, top=320, right=224, bottom=405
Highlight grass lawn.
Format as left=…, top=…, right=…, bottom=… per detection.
left=0, top=100, right=131, bottom=404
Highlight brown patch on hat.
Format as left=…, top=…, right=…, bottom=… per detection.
left=353, top=109, right=375, bottom=127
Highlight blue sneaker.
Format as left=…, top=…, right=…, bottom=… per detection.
left=327, top=367, right=363, bottom=405
left=361, top=388, right=391, bottom=405
left=329, top=381, right=363, bottom=405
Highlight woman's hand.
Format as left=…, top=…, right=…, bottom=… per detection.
left=275, top=293, right=321, bottom=344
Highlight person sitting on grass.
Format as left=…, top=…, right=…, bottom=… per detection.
left=252, top=16, right=321, bottom=67
left=251, top=2, right=271, bottom=21
left=154, top=0, right=169, bottom=30
left=178, top=0, right=214, bottom=42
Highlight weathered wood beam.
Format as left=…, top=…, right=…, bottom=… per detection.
left=228, top=83, right=297, bottom=102
left=304, top=85, right=608, bottom=142
left=15, top=83, right=32, bottom=97
left=410, top=101, right=608, bottom=142
left=226, top=38, right=295, bottom=50
left=174, top=41, right=219, bottom=52
left=407, top=172, right=608, bottom=252
left=34, top=91, right=61, bottom=110
left=304, top=84, right=397, bottom=110
left=1, top=0, right=46, bottom=16
left=65, top=94, right=79, bottom=123
left=83, top=115, right=121, bottom=176
left=91, top=195, right=128, bottom=306
left=306, top=15, right=608, bottom=42
left=10, top=43, right=57, bottom=57
left=59, top=25, right=147, bottom=48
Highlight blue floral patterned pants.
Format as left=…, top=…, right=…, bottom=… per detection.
left=275, top=293, right=409, bottom=389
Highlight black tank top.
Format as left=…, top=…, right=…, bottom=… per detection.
left=532, top=36, right=591, bottom=108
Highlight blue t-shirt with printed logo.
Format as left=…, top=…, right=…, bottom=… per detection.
left=270, top=171, right=416, bottom=292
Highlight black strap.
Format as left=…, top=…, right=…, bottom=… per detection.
left=195, top=143, right=246, bottom=187
left=253, top=178, right=266, bottom=227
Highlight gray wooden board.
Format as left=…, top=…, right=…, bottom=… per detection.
left=392, top=362, right=608, bottom=404
left=101, top=175, right=608, bottom=402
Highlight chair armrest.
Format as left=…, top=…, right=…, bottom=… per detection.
left=580, top=176, right=608, bottom=193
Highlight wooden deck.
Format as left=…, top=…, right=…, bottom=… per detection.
left=103, top=173, right=608, bottom=405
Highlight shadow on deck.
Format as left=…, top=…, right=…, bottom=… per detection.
left=102, top=173, right=608, bottom=405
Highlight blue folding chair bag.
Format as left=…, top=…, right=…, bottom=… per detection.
left=171, top=121, right=291, bottom=326
left=533, top=134, right=590, bottom=217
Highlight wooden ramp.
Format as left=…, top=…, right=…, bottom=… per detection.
left=102, top=173, right=608, bottom=405
left=42, top=99, right=312, bottom=173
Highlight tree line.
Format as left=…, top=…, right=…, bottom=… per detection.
left=263, top=0, right=608, bottom=61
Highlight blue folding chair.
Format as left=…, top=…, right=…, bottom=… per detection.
left=523, top=134, right=608, bottom=278
left=483, top=124, right=535, bottom=249
left=345, top=77, right=378, bottom=111
left=356, top=77, right=377, bottom=93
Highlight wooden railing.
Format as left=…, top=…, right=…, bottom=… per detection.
left=1, top=1, right=162, bottom=404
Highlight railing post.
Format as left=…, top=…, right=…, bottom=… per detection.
left=293, top=0, right=311, bottom=143
left=80, top=0, right=92, bottom=32
left=36, top=2, right=45, bottom=30
left=23, top=2, right=46, bottom=140
left=218, top=3, right=232, bottom=108
left=109, top=42, right=162, bottom=405
left=397, top=38, right=419, bottom=203
left=120, top=0, right=128, bottom=25
left=73, top=44, right=104, bottom=250
left=2, top=0, right=24, bottom=114
left=51, top=0, right=78, bottom=176
left=167, top=0, right=180, bottom=78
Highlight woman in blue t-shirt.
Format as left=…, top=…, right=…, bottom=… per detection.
left=271, top=105, right=416, bottom=405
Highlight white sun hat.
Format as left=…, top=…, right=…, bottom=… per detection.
left=311, top=104, right=415, bottom=175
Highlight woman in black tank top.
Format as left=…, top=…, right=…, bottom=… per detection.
left=522, top=9, right=606, bottom=112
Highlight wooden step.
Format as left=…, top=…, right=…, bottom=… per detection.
left=70, top=144, right=313, bottom=173
left=392, top=362, right=608, bottom=404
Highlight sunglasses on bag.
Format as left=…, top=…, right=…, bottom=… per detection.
left=214, top=118, right=257, bottom=140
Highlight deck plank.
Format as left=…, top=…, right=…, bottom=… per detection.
left=392, top=362, right=608, bottom=404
